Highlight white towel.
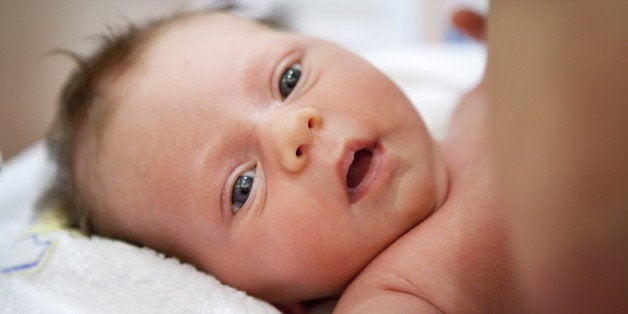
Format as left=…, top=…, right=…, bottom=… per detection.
left=1, top=232, right=278, bottom=313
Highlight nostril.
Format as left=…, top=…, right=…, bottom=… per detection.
left=307, top=115, right=321, bottom=129
left=296, top=147, right=303, bottom=157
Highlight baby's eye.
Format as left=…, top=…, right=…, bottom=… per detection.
left=231, top=168, right=256, bottom=213
left=279, top=64, right=302, bottom=99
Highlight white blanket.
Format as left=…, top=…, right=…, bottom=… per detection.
left=0, top=45, right=484, bottom=313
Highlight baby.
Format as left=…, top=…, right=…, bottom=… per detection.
left=44, top=5, right=519, bottom=312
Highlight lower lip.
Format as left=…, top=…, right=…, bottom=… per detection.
left=348, top=143, right=391, bottom=204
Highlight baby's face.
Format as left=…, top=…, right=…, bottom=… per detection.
left=82, top=13, right=445, bottom=302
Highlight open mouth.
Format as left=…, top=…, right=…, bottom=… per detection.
left=339, top=142, right=390, bottom=205
left=346, top=149, right=373, bottom=190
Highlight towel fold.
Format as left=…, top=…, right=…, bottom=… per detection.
left=1, top=228, right=278, bottom=313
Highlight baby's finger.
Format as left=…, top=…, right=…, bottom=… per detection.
left=452, top=9, right=486, bottom=42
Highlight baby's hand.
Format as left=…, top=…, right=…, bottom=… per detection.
left=452, top=9, right=486, bottom=42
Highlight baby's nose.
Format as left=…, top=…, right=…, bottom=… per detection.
left=266, top=106, right=321, bottom=173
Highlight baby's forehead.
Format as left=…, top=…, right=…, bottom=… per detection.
left=104, top=12, right=284, bottom=101
left=103, top=12, right=298, bottom=134
left=149, top=12, right=276, bottom=51
left=128, top=12, right=290, bottom=80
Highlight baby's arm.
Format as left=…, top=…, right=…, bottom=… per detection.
left=487, top=1, right=628, bottom=312
left=335, top=289, right=440, bottom=313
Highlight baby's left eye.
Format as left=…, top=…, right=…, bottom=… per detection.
left=279, top=64, right=302, bottom=99
left=231, top=168, right=255, bottom=213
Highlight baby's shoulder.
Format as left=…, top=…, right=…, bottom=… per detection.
left=336, top=216, right=459, bottom=312
left=337, top=192, right=516, bottom=312
left=334, top=229, right=441, bottom=312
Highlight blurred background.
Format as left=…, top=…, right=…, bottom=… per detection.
left=0, top=0, right=486, bottom=161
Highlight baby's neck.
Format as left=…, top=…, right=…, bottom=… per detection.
left=439, top=78, right=491, bottom=193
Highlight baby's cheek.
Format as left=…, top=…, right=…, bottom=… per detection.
left=250, top=231, right=363, bottom=301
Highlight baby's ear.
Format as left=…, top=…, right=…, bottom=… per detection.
left=451, top=9, right=486, bottom=42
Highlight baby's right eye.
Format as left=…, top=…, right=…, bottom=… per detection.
left=231, top=168, right=256, bottom=213
left=279, top=64, right=302, bottom=99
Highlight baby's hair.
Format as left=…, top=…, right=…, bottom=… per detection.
left=39, top=1, right=289, bottom=234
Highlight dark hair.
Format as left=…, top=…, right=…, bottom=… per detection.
left=39, top=2, right=288, bottom=234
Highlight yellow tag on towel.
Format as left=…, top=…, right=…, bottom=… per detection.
left=1, top=206, right=80, bottom=276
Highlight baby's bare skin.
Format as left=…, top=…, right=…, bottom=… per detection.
left=336, top=80, right=522, bottom=312
left=74, top=11, right=522, bottom=310
left=336, top=13, right=522, bottom=311
left=56, top=1, right=628, bottom=310
left=74, top=13, right=448, bottom=304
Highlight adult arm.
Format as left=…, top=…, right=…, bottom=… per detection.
left=487, top=1, right=628, bottom=312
